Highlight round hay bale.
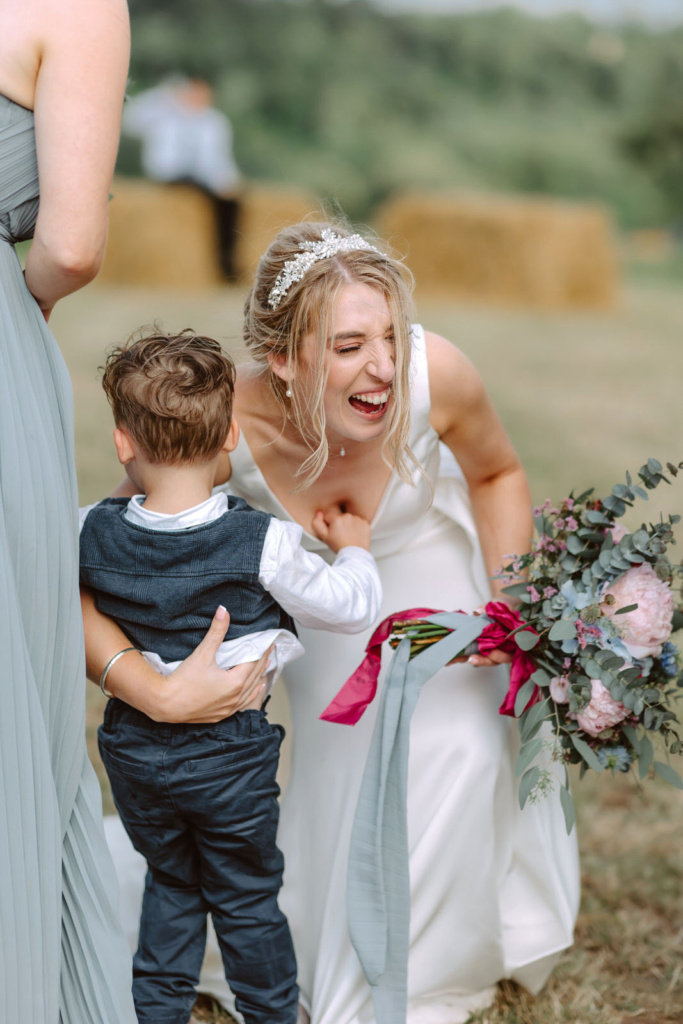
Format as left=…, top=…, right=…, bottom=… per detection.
left=375, top=191, right=618, bottom=309
left=99, top=178, right=222, bottom=288
left=234, top=184, right=321, bottom=282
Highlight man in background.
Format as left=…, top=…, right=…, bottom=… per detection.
left=124, top=76, right=241, bottom=279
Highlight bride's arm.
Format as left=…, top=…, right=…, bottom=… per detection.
left=81, top=589, right=267, bottom=722
left=426, top=331, right=533, bottom=661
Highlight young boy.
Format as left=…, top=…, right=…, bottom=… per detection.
left=79, top=329, right=382, bottom=1024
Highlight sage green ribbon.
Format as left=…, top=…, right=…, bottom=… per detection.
left=346, top=612, right=487, bottom=1024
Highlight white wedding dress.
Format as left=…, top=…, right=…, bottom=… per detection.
left=105, top=326, right=580, bottom=1024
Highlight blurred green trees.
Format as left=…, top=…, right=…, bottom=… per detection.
left=124, top=0, right=683, bottom=226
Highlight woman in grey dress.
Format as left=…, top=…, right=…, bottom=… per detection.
left=0, top=3, right=133, bottom=1020
left=1, top=3, right=262, bottom=1020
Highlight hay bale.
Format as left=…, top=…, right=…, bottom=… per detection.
left=100, top=178, right=222, bottom=288
left=99, top=178, right=320, bottom=289
left=375, top=191, right=618, bottom=309
left=234, top=184, right=321, bottom=282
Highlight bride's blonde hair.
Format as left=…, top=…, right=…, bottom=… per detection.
left=243, top=220, right=418, bottom=489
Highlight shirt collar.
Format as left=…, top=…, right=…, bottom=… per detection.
left=124, top=491, right=229, bottom=531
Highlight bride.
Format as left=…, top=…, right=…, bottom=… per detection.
left=84, top=220, right=580, bottom=1024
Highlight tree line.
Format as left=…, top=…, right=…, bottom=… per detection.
left=123, top=0, right=683, bottom=227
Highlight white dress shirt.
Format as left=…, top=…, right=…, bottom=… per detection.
left=79, top=493, right=382, bottom=688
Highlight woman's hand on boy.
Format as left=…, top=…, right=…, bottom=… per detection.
left=162, top=606, right=269, bottom=721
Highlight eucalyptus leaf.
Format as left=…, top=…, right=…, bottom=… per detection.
left=585, top=510, right=608, bottom=525
left=622, top=724, right=641, bottom=755
left=614, top=603, right=639, bottom=615
left=520, top=699, right=552, bottom=742
left=598, top=549, right=613, bottom=570
left=515, top=630, right=539, bottom=651
left=530, top=668, right=552, bottom=687
left=638, top=735, right=654, bottom=779
left=514, top=678, right=537, bottom=717
left=559, top=785, right=575, bottom=834
left=570, top=733, right=603, bottom=772
left=501, top=582, right=529, bottom=598
left=653, top=761, right=683, bottom=789
left=632, top=529, right=650, bottom=552
left=549, top=619, right=576, bottom=641
left=566, top=534, right=584, bottom=556
left=519, top=766, right=541, bottom=809
left=515, top=736, right=543, bottom=776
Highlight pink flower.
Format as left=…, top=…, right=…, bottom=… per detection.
left=573, top=679, right=628, bottom=737
left=549, top=675, right=570, bottom=703
left=608, top=522, right=629, bottom=543
left=565, top=516, right=579, bottom=532
left=543, top=585, right=558, bottom=599
left=603, top=563, right=674, bottom=658
left=564, top=498, right=575, bottom=511
left=527, top=585, right=542, bottom=603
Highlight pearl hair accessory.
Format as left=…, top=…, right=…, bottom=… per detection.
left=267, top=229, right=384, bottom=310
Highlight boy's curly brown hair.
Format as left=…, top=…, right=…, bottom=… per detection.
left=101, top=328, right=235, bottom=464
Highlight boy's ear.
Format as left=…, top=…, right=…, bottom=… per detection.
left=267, top=351, right=292, bottom=384
left=221, top=417, right=240, bottom=454
left=113, top=427, right=136, bottom=465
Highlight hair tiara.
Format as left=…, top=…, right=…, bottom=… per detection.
left=267, top=229, right=384, bottom=310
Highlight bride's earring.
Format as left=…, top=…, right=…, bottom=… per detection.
left=285, top=388, right=292, bottom=398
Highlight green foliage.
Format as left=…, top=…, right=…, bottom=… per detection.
left=124, top=1, right=683, bottom=224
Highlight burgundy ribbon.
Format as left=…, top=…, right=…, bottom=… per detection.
left=320, top=601, right=539, bottom=725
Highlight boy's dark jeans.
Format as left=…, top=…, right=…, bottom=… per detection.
left=98, top=700, right=298, bottom=1024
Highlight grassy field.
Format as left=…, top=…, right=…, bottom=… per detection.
left=52, top=277, right=683, bottom=1024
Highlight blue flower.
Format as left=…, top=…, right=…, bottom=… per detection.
left=597, top=746, right=633, bottom=773
left=659, top=641, right=679, bottom=677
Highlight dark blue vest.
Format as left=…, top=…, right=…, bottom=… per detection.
left=79, top=496, right=296, bottom=662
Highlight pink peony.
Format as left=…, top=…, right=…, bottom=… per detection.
left=549, top=675, right=570, bottom=704
left=573, top=679, right=628, bottom=737
left=603, top=563, right=674, bottom=658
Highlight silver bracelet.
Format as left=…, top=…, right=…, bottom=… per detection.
left=99, top=646, right=139, bottom=698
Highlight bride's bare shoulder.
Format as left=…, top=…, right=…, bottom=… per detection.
left=424, top=329, right=490, bottom=435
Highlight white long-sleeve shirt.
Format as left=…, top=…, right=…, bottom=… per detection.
left=79, top=493, right=382, bottom=686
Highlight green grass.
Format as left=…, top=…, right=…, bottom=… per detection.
left=53, top=277, right=683, bottom=1023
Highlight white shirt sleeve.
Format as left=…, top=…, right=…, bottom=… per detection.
left=259, top=519, right=382, bottom=634
left=78, top=503, right=99, bottom=534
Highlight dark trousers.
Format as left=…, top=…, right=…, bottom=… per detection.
left=171, top=177, right=240, bottom=279
left=98, top=701, right=298, bottom=1024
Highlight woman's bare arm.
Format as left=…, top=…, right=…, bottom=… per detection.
left=82, top=589, right=267, bottom=722
left=23, top=0, right=130, bottom=312
left=427, top=331, right=533, bottom=665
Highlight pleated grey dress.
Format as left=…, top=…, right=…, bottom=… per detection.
left=0, top=95, right=137, bottom=1023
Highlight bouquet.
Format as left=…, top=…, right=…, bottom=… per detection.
left=381, top=459, right=683, bottom=833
